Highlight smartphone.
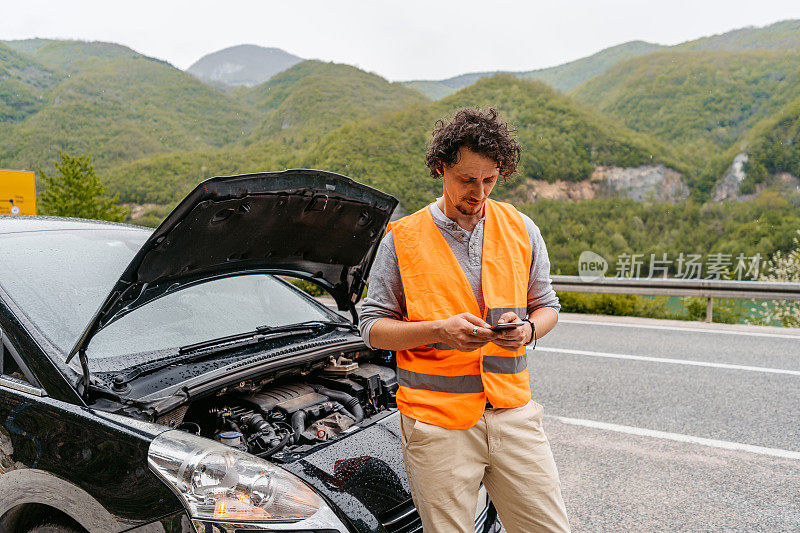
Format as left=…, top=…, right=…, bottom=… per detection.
left=490, top=321, right=525, bottom=331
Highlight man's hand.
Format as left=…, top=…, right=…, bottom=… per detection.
left=436, top=313, right=497, bottom=352
left=369, top=308, right=560, bottom=353
left=491, top=312, right=531, bottom=352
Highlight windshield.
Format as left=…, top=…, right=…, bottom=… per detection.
left=88, top=274, right=330, bottom=361
left=0, top=227, right=337, bottom=365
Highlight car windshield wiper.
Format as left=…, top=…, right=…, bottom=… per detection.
left=179, top=320, right=357, bottom=355
left=110, top=320, right=357, bottom=387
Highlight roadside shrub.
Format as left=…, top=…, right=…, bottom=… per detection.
left=748, top=229, right=800, bottom=327
left=557, top=292, right=673, bottom=318
left=679, top=297, right=748, bottom=324
left=558, top=292, right=750, bottom=324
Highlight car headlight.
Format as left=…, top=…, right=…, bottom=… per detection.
left=147, top=429, right=334, bottom=525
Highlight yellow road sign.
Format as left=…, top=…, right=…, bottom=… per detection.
left=0, top=169, right=37, bottom=215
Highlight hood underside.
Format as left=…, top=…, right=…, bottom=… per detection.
left=69, top=169, right=397, bottom=362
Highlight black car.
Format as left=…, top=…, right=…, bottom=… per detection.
left=0, top=170, right=499, bottom=533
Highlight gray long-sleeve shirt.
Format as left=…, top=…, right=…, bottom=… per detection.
left=358, top=201, right=560, bottom=348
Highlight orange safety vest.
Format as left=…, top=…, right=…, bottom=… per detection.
left=387, top=198, right=532, bottom=429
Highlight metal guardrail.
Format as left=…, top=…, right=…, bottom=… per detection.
left=550, top=275, right=800, bottom=323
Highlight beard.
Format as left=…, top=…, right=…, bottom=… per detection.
left=455, top=197, right=483, bottom=216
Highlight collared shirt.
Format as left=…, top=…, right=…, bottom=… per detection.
left=358, top=200, right=560, bottom=348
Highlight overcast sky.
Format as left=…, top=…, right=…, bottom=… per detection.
left=3, top=1, right=800, bottom=81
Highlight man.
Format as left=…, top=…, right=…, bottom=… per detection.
left=358, top=107, right=569, bottom=533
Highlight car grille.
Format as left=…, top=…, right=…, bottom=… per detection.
left=379, top=499, right=423, bottom=533
left=379, top=496, right=497, bottom=533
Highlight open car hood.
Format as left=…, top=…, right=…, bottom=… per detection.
left=68, top=169, right=397, bottom=363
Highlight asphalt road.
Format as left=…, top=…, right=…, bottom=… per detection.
left=533, top=314, right=800, bottom=532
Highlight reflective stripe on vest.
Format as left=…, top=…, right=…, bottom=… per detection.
left=387, top=199, right=532, bottom=429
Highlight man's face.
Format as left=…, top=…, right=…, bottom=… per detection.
left=441, top=147, right=500, bottom=217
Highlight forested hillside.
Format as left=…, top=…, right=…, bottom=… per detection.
left=406, top=19, right=800, bottom=101
left=101, top=60, right=432, bottom=205
left=569, top=50, right=800, bottom=196
left=677, top=19, right=800, bottom=52
left=236, top=60, right=428, bottom=143
left=0, top=38, right=431, bottom=177
left=523, top=193, right=800, bottom=275
left=0, top=42, right=60, bottom=123
left=104, top=75, right=678, bottom=212
left=3, top=38, right=55, bottom=55
left=0, top=47, right=259, bottom=173
left=2, top=22, right=800, bottom=216
left=740, top=96, right=800, bottom=192
left=570, top=51, right=800, bottom=158
left=305, top=75, right=680, bottom=211
left=520, top=41, right=665, bottom=92
left=21, top=40, right=144, bottom=72
left=404, top=41, right=664, bottom=99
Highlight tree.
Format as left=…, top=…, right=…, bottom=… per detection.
left=38, top=151, right=126, bottom=221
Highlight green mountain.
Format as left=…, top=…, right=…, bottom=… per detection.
left=404, top=19, right=800, bottom=101
left=102, top=137, right=295, bottom=205
left=0, top=42, right=61, bottom=123
left=570, top=50, right=800, bottom=161
left=3, top=38, right=56, bottom=55
left=307, top=75, right=681, bottom=211
left=105, top=75, right=680, bottom=212
left=565, top=20, right=800, bottom=197
left=405, top=71, right=510, bottom=100
left=4, top=39, right=151, bottom=74
left=27, top=40, right=146, bottom=73
left=740, top=96, right=800, bottom=191
left=0, top=46, right=258, bottom=173
left=101, top=60, right=432, bottom=205
left=187, top=44, right=303, bottom=87
left=237, top=60, right=429, bottom=143
left=405, top=41, right=664, bottom=100
left=6, top=23, right=800, bottom=213
left=520, top=41, right=665, bottom=91
left=677, top=19, right=800, bottom=52
left=404, top=80, right=460, bottom=100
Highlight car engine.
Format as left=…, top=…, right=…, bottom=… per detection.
left=172, top=357, right=398, bottom=458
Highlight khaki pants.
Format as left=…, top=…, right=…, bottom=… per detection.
left=400, top=400, right=570, bottom=533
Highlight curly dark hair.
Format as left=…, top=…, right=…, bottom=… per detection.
left=425, top=107, right=520, bottom=180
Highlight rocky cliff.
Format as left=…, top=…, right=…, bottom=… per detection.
left=712, top=153, right=749, bottom=201
left=518, top=164, right=689, bottom=203
left=712, top=153, right=800, bottom=201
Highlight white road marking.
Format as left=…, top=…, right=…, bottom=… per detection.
left=558, top=318, right=800, bottom=340
left=531, top=346, right=800, bottom=376
left=548, top=415, right=800, bottom=460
